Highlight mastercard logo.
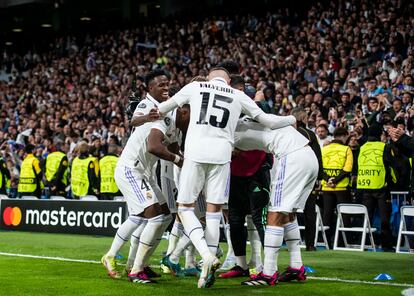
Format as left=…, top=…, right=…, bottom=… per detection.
left=3, top=207, right=22, bottom=226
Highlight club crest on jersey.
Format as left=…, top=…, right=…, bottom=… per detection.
left=164, top=117, right=171, bottom=126
left=138, top=103, right=146, bottom=109
left=146, top=192, right=152, bottom=199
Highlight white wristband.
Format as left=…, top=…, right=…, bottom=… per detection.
left=173, top=154, right=181, bottom=164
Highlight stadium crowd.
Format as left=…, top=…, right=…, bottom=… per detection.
left=0, top=0, right=413, bottom=250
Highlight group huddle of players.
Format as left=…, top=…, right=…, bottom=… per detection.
left=101, top=65, right=318, bottom=288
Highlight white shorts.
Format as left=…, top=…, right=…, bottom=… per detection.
left=269, top=146, right=318, bottom=213
left=115, top=165, right=166, bottom=215
left=177, top=159, right=230, bottom=205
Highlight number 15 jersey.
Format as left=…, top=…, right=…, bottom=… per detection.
left=170, top=77, right=264, bottom=164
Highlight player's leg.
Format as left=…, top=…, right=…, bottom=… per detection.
left=278, top=146, right=318, bottom=282
left=246, top=215, right=263, bottom=271
left=242, top=155, right=289, bottom=286
left=141, top=182, right=173, bottom=278
left=102, top=165, right=147, bottom=279
left=129, top=202, right=169, bottom=284
left=125, top=217, right=148, bottom=273
left=221, top=205, right=236, bottom=269
left=162, top=176, right=182, bottom=256
left=220, top=175, right=249, bottom=277
left=176, top=160, right=217, bottom=288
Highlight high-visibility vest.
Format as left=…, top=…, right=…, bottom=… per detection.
left=322, top=143, right=350, bottom=191
left=99, top=155, right=119, bottom=194
left=45, top=152, right=68, bottom=186
left=71, top=157, right=93, bottom=197
left=0, top=158, right=9, bottom=191
left=357, top=141, right=386, bottom=189
left=18, top=155, right=38, bottom=193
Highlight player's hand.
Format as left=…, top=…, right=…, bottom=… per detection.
left=147, top=108, right=160, bottom=122
left=175, top=156, right=184, bottom=168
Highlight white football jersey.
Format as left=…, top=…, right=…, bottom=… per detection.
left=133, top=94, right=160, bottom=117
left=234, top=119, right=309, bottom=159
left=170, top=77, right=264, bottom=164
left=118, top=110, right=179, bottom=178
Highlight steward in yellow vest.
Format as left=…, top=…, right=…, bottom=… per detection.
left=18, top=144, right=43, bottom=198
left=321, top=127, right=353, bottom=247
left=70, top=142, right=99, bottom=199
left=99, top=145, right=120, bottom=200
left=0, top=157, right=11, bottom=195
left=355, top=124, right=394, bottom=251
left=43, top=143, right=69, bottom=196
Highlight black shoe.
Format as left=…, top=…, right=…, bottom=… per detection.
left=306, top=246, right=317, bottom=251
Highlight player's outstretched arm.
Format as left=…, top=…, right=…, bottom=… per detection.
left=255, top=113, right=296, bottom=129
left=147, top=129, right=183, bottom=167
left=130, top=108, right=160, bottom=127
left=239, top=91, right=296, bottom=129
left=158, top=99, right=180, bottom=115
left=158, top=83, right=193, bottom=115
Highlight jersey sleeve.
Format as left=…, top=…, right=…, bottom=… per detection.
left=239, top=92, right=265, bottom=119
left=133, top=100, right=151, bottom=116
left=171, top=83, right=194, bottom=107
left=152, top=113, right=173, bottom=135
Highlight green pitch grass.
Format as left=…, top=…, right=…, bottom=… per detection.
left=0, top=231, right=413, bottom=296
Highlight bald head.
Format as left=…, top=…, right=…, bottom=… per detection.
left=207, top=67, right=231, bottom=84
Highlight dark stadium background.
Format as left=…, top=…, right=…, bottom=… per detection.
left=0, top=0, right=313, bottom=53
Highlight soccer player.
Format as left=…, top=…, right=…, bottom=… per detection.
left=156, top=67, right=296, bottom=288
left=125, top=69, right=172, bottom=275
left=234, top=119, right=319, bottom=286
left=130, top=69, right=169, bottom=127
left=101, top=106, right=189, bottom=284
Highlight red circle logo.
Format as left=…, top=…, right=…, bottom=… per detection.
left=3, top=207, right=22, bottom=226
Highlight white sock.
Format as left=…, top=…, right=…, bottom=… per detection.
left=107, top=216, right=141, bottom=257
left=170, top=230, right=191, bottom=264
left=126, top=218, right=148, bottom=269
left=246, top=215, right=262, bottom=267
left=263, top=225, right=284, bottom=276
left=185, top=244, right=197, bottom=269
left=178, top=207, right=213, bottom=262
left=224, top=223, right=235, bottom=259
left=284, top=219, right=303, bottom=269
left=131, top=214, right=164, bottom=274
left=145, top=214, right=173, bottom=261
left=236, top=255, right=248, bottom=270
left=166, top=219, right=184, bottom=255
left=205, top=211, right=222, bottom=255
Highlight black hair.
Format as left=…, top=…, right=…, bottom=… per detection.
left=145, top=69, right=168, bottom=87
left=25, top=144, right=35, bottom=154
left=217, top=60, right=240, bottom=75
left=230, top=75, right=245, bottom=88
left=333, top=127, right=349, bottom=138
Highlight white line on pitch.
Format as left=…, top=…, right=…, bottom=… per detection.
left=0, top=252, right=413, bottom=288
left=307, top=276, right=414, bottom=288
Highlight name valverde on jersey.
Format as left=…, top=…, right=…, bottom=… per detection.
left=170, top=77, right=263, bottom=164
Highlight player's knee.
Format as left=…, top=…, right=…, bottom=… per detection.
left=143, top=203, right=163, bottom=218
left=267, top=211, right=290, bottom=226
